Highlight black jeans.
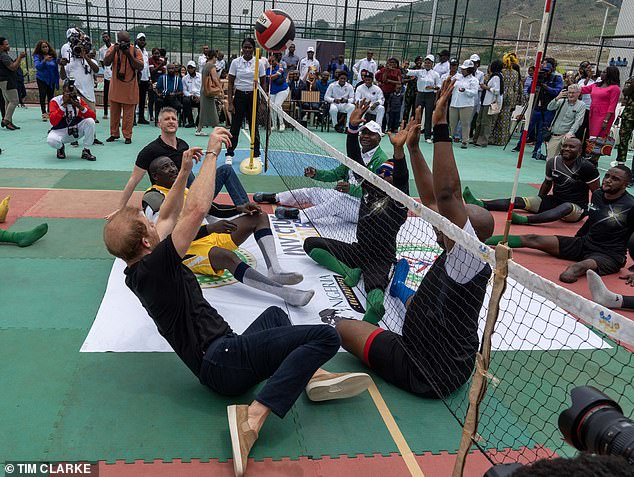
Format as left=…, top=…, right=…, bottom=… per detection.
left=227, top=89, right=260, bottom=157
left=103, top=79, right=110, bottom=116
left=199, top=306, right=339, bottom=418
left=415, top=92, right=436, bottom=140
left=36, top=78, right=55, bottom=114
left=138, top=80, right=150, bottom=120
left=182, top=95, right=200, bottom=126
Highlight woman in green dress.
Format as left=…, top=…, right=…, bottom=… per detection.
left=490, top=52, right=522, bottom=146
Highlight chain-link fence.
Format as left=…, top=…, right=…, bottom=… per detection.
left=2, top=0, right=628, bottom=83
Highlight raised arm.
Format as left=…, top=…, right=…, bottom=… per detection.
left=431, top=79, right=468, bottom=240
left=346, top=100, right=371, bottom=164
left=156, top=147, right=202, bottom=240
left=404, top=106, right=437, bottom=211
left=170, top=129, right=232, bottom=257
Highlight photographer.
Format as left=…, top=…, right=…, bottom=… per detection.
left=102, top=30, right=144, bottom=144
left=59, top=35, right=98, bottom=114
left=47, top=79, right=96, bottom=161
left=0, top=37, right=26, bottom=130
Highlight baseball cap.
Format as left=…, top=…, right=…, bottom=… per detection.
left=136, top=32, right=146, bottom=39
left=469, top=54, right=480, bottom=62
left=359, top=121, right=384, bottom=137
left=66, top=28, right=78, bottom=39
left=307, top=46, right=315, bottom=52
left=376, top=161, right=394, bottom=177
left=187, top=60, right=196, bottom=68
left=460, top=59, right=474, bottom=69
left=425, top=54, right=435, bottom=62
left=450, top=57, right=459, bottom=65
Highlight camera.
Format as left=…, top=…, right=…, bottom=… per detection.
left=559, top=385, right=634, bottom=463
left=536, top=68, right=549, bottom=85
left=70, top=32, right=92, bottom=58
left=118, top=41, right=130, bottom=52
left=67, top=124, right=79, bottom=139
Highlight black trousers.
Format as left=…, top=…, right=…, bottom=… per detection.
left=182, top=96, right=200, bottom=126
left=103, top=79, right=110, bottom=116
left=415, top=92, right=436, bottom=139
left=148, top=87, right=157, bottom=119
left=138, top=80, right=150, bottom=120
left=36, top=78, right=55, bottom=114
left=227, top=89, right=260, bottom=157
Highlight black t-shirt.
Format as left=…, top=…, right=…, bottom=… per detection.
left=402, top=252, right=491, bottom=398
left=576, top=189, right=634, bottom=259
left=124, top=236, right=231, bottom=377
left=545, top=155, right=599, bottom=208
left=136, top=136, right=189, bottom=183
left=0, top=51, right=17, bottom=89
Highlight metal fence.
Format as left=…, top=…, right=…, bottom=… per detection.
left=0, top=0, right=627, bottom=82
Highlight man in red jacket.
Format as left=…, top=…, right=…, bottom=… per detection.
left=47, top=79, right=97, bottom=161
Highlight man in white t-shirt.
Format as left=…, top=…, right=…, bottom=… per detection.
left=433, top=50, right=450, bottom=78
left=198, top=45, right=209, bottom=69
left=354, top=72, right=385, bottom=127
left=352, top=51, right=377, bottom=82
left=325, top=71, right=355, bottom=131
left=299, top=47, right=320, bottom=81
left=136, top=33, right=151, bottom=124
left=98, top=32, right=113, bottom=119
left=216, top=51, right=226, bottom=78
left=182, top=61, right=201, bottom=128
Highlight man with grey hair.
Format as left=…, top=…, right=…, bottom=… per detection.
left=545, top=84, right=586, bottom=159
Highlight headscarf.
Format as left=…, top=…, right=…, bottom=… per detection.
left=502, top=52, right=519, bottom=69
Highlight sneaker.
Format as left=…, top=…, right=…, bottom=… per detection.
left=225, top=155, right=233, bottom=165
left=425, top=138, right=432, bottom=144
left=93, top=138, right=104, bottom=146
left=461, top=142, right=468, bottom=149
left=42, top=113, right=48, bottom=122
left=81, top=148, right=96, bottom=161
left=532, top=152, right=547, bottom=161
left=125, top=138, right=132, bottom=144
left=611, top=160, right=626, bottom=167
left=227, top=405, right=258, bottom=477
left=102, top=114, right=108, bottom=119
left=138, top=119, right=150, bottom=125
left=253, top=192, right=278, bottom=204
left=56, top=145, right=66, bottom=159
left=305, top=372, right=372, bottom=402
left=279, top=123, right=285, bottom=132
left=334, top=124, right=344, bottom=133
left=511, top=145, right=521, bottom=152
left=194, top=130, right=207, bottom=136
left=274, top=206, right=299, bottom=220
left=71, top=141, right=79, bottom=148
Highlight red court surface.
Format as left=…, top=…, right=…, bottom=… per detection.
left=0, top=188, right=48, bottom=228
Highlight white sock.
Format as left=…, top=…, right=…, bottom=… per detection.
left=255, top=230, right=303, bottom=285
left=587, top=270, right=623, bottom=309
left=242, top=267, right=314, bottom=306
left=299, top=210, right=310, bottom=224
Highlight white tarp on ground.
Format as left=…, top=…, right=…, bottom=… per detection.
left=82, top=216, right=609, bottom=352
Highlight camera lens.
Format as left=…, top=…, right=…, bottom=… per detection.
left=559, top=386, right=634, bottom=464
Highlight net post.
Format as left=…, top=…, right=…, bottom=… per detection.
left=451, top=244, right=511, bottom=477
left=240, top=47, right=263, bottom=175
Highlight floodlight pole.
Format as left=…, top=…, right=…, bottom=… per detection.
left=427, top=0, right=438, bottom=55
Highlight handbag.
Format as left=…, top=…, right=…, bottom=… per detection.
left=585, top=135, right=616, bottom=156
left=488, top=100, right=501, bottom=115
left=204, top=66, right=223, bottom=97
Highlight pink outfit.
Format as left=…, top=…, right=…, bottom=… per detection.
left=580, top=83, right=620, bottom=137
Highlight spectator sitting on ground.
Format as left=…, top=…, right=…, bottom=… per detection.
left=47, top=79, right=97, bottom=161
left=325, top=71, right=355, bottom=132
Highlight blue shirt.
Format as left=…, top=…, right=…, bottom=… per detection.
left=266, top=65, right=288, bottom=95
left=315, top=80, right=330, bottom=101
left=33, top=54, right=60, bottom=90
left=156, top=74, right=183, bottom=96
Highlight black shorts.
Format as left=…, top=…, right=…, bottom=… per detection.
left=364, top=328, right=437, bottom=397
left=304, top=236, right=393, bottom=292
left=556, top=236, right=625, bottom=275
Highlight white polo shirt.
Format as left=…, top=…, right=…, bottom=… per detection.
left=353, top=58, right=377, bottom=77
left=406, top=68, right=441, bottom=93
left=139, top=48, right=150, bottom=81
left=433, top=61, right=449, bottom=77
left=355, top=83, right=384, bottom=105
left=98, top=45, right=112, bottom=81
left=183, top=72, right=202, bottom=97
left=325, top=82, right=355, bottom=103
left=229, top=56, right=265, bottom=92
left=198, top=54, right=207, bottom=69
left=64, top=57, right=96, bottom=102
left=450, top=74, right=480, bottom=108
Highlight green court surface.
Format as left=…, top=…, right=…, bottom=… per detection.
left=1, top=107, right=631, bottom=473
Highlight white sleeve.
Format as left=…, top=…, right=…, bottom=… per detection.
left=444, top=220, right=488, bottom=284
left=325, top=83, right=335, bottom=103
left=228, top=59, right=238, bottom=76
left=489, top=76, right=500, bottom=96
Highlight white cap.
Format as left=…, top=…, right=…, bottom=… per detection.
left=460, top=59, right=474, bottom=69
left=307, top=46, right=315, bottom=53
left=425, top=54, right=435, bottom=62
left=66, top=28, right=78, bottom=39
left=136, top=32, right=146, bottom=39
left=187, top=60, right=196, bottom=68
left=469, top=54, right=480, bottom=62
left=359, top=121, right=384, bottom=137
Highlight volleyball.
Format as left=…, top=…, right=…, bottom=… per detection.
left=254, top=10, right=296, bottom=52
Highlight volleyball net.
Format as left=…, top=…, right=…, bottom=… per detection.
left=253, top=83, right=634, bottom=473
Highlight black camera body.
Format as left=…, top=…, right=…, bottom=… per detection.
left=67, top=124, right=80, bottom=138
left=70, top=33, right=92, bottom=58
left=118, top=41, right=130, bottom=52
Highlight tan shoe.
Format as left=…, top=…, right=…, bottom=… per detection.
left=227, top=405, right=258, bottom=477
left=305, top=372, right=371, bottom=402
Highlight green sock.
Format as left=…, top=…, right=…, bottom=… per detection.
left=485, top=234, right=522, bottom=248
left=511, top=213, right=529, bottom=225
left=363, top=289, right=385, bottom=325
left=0, top=223, right=48, bottom=247
left=463, top=186, right=485, bottom=208
left=308, top=248, right=361, bottom=287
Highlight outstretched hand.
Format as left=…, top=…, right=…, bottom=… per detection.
left=619, top=273, right=634, bottom=287
left=208, top=127, right=232, bottom=151
left=387, top=121, right=410, bottom=150
left=406, top=106, right=423, bottom=148
left=181, top=147, right=204, bottom=173
left=432, top=78, right=455, bottom=127
left=349, top=99, right=371, bottom=127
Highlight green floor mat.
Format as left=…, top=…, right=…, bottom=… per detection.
left=0, top=218, right=111, bottom=260
left=0, top=169, right=68, bottom=189
left=0, top=329, right=86, bottom=462
left=0, top=258, right=111, bottom=330
left=53, top=170, right=151, bottom=191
